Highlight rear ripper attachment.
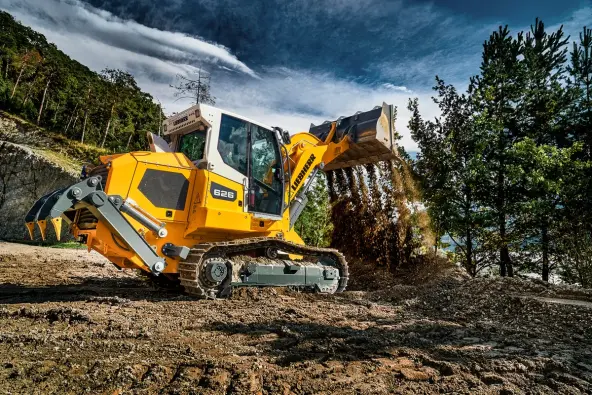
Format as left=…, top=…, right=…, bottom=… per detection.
left=24, top=174, right=167, bottom=274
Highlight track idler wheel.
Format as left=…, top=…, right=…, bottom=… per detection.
left=205, top=260, right=228, bottom=283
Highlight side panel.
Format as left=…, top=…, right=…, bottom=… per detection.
left=128, top=153, right=195, bottom=222
left=104, top=154, right=138, bottom=197
left=185, top=169, right=208, bottom=237
left=185, top=171, right=251, bottom=237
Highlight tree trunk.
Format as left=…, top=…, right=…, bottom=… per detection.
left=22, top=78, right=37, bottom=106
left=464, top=188, right=475, bottom=276
left=126, top=132, right=133, bottom=150
left=101, top=104, right=115, bottom=148
left=541, top=223, right=549, bottom=282
left=71, top=115, right=79, bottom=132
left=466, top=226, right=474, bottom=277
left=53, top=98, right=62, bottom=122
left=37, top=77, right=51, bottom=125
left=498, top=182, right=507, bottom=276
left=10, top=65, right=24, bottom=99
left=81, top=111, right=88, bottom=144
left=497, top=161, right=513, bottom=277
left=64, top=103, right=80, bottom=135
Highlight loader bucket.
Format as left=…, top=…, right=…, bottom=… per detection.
left=309, top=102, right=397, bottom=171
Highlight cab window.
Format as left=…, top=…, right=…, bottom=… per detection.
left=250, top=124, right=282, bottom=215
left=218, top=114, right=248, bottom=175
left=179, top=131, right=207, bottom=162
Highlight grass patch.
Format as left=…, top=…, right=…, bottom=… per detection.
left=5, top=240, right=86, bottom=249
left=1, top=110, right=110, bottom=165
left=49, top=241, right=86, bottom=249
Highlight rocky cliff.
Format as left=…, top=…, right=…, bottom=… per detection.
left=0, top=112, right=106, bottom=241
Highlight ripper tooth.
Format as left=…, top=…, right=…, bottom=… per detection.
left=25, top=222, right=35, bottom=240
left=50, top=217, right=63, bottom=241
left=37, top=220, right=47, bottom=241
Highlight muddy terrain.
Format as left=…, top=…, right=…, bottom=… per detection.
left=0, top=242, right=591, bottom=394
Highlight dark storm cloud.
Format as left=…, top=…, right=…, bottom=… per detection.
left=84, top=0, right=592, bottom=87
left=83, top=0, right=488, bottom=86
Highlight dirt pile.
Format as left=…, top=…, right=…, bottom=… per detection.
left=0, top=242, right=591, bottom=394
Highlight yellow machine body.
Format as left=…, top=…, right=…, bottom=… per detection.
left=25, top=103, right=397, bottom=292
left=73, top=151, right=303, bottom=274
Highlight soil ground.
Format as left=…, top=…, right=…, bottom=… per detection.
left=0, top=242, right=591, bottom=394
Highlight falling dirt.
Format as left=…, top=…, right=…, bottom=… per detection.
left=1, top=242, right=591, bottom=394
left=327, top=161, right=435, bottom=271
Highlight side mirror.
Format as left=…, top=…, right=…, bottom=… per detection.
left=273, top=126, right=291, bottom=145
left=282, top=130, right=291, bottom=144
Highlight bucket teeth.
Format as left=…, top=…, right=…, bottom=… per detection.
left=37, top=220, right=47, bottom=241
left=50, top=217, right=63, bottom=241
left=25, top=222, right=35, bottom=240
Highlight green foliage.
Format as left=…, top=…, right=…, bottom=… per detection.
left=0, top=11, right=163, bottom=152
left=409, top=78, right=488, bottom=276
left=411, top=18, right=592, bottom=285
left=295, top=173, right=333, bottom=247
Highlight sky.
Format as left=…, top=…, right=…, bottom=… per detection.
left=0, top=0, right=590, bottom=150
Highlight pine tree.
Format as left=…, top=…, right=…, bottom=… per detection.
left=295, top=173, right=333, bottom=247
left=568, top=27, right=592, bottom=156
left=471, top=26, right=527, bottom=277
left=515, top=19, right=571, bottom=281
left=409, top=78, right=487, bottom=276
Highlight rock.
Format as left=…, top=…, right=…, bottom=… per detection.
left=374, top=357, right=415, bottom=373
left=0, top=134, right=79, bottom=240
left=480, top=373, right=505, bottom=385
left=400, top=368, right=430, bottom=381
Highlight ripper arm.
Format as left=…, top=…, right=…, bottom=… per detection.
left=25, top=176, right=168, bottom=274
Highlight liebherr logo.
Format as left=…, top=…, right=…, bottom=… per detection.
left=291, top=154, right=316, bottom=191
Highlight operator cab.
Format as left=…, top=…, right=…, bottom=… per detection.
left=163, top=104, right=284, bottom=218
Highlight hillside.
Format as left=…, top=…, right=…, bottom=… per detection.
left=0, top=111, right=106, bottom=240
left=0, top=11, right=162, bottom=153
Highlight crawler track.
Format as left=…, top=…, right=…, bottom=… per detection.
left=178, top=237, right=349, bottom=298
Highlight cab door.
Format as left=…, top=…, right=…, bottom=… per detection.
left=248, top=124, right=284, bottom=217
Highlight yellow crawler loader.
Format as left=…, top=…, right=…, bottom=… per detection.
left=25, top=103, right=396, bottom=298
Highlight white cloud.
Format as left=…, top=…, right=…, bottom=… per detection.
left=0, top=0, right=258, bottom=77
left=208, top=68, right=439, bottom=151
left=382, top=83, right=412, bottom=93
left=549, top=6, right=592, bottom=44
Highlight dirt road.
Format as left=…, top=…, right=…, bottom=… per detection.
left=0, top=242, right=591, bottom=394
